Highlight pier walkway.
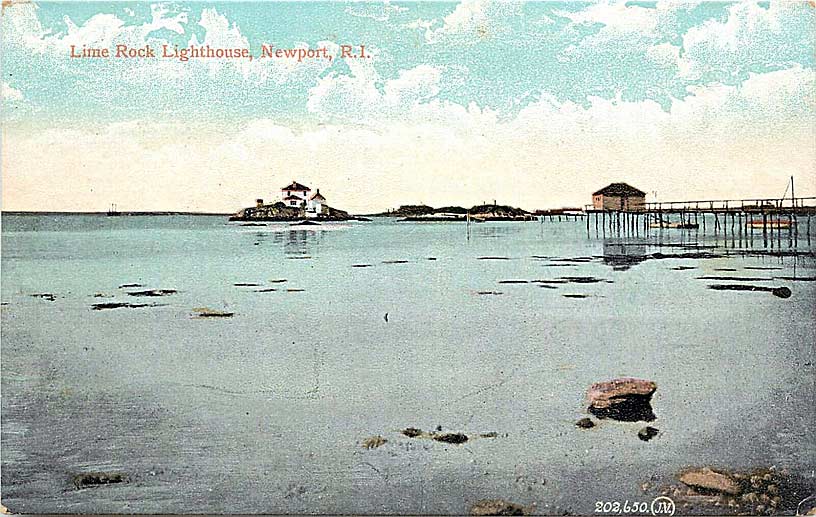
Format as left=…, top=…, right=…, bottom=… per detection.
left=539, top=196, right=816, bottom=248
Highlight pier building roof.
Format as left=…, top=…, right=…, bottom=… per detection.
left=593, top=183, right=646, bottom=197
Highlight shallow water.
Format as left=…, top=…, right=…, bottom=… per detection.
left=2, top=214, right=814, bottom=514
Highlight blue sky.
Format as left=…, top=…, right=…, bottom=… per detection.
left=2, top=1, right=815, bottom=212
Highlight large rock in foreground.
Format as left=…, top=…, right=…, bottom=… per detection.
left=587, top=378, right=657, bottom=422
left=679, top=468, right=741, bottom=495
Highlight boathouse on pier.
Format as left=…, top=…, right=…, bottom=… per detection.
left=592, top=183, right=646, bottom=211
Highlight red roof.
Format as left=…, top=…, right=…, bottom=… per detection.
left=281, top=181, right=310, bottom=191
left=283, top=195, right=304, bottom=201
left=310, top=190, right=326, bottom=201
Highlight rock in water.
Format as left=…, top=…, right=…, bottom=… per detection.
left=575, top=417, right=595, bottom=429
left=588, top=378, right=657, bottom=407
left=588, top=378, right=657, bottom=422
left=679, top=468, right=741, bottom=495
left=772, top=286, right=792, bottom=298
left=433, top=432, right=468, bottom=444
left=361, top=435, right=387, bottom=449
left=470, top=499, right=527, bottom=516
left=638, top=426, right=659, bottom=441
left=73, top=472, right=128, bottom=489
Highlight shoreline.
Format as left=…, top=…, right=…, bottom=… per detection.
left=227, top=216, right=370, bottom=222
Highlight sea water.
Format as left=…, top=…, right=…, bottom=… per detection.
left=1, top=214, right=814, bottom=514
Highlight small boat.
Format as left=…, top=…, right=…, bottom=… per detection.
left=649, top=222, right=698, bottom=229
left=106, top=203, right=120, bottom=216
left=747, top=219, right=795, bottom=229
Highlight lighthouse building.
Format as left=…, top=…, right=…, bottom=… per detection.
left=280, top=181, right=328, bottom=218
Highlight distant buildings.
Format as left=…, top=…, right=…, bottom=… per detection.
left=280, top=180, right=327, bottom=218
left=592, top=183, right=646, bottom=211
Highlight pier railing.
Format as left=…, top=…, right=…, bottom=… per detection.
left=582, top=196, right=816, bottom=213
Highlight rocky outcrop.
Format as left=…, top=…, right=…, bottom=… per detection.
left=638, top=426, right=659, bottom=441
left=588, top=378, right=657, bottom=422
left=361, top=435, right=387, bottom=449
left=229, top=201, right=357, bottom=221
left=432, top=432, right=468, bottom=444
left=575, top=417, right=595, bottom=429
left=73, top=472, right=128, bottom=489
left=650, top=466, right=811, bottom=515
left=679, top=468, right=741, bottom=495
left=470, top=499, right=528, bottom=516
left=469, top=204, right=533, bottom=221
left=378, top=203, right=534, bottom=221
left=383, top=204, right=438, bottom=217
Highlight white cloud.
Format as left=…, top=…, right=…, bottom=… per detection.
left=5, top=3, right=187, bottom=54
left=345, top=1, right=407, bottom=22
left=409, top=0, right=523, bottom=44
left=4, top=66, right=813, bottom=213
left=2, top=5, right=337, bottom=91
left=2, top=82, right=24, bottom=101
left=555, top=1, right=661, bottom=37
left=307, top=61, right=443, bottom=122
left=678, top=2, right=814, bottom=80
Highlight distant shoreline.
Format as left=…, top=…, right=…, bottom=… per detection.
left=2, top=211, right=233, bottom=216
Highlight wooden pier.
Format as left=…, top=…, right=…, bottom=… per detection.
left=548, top=195, right=816, bottom=248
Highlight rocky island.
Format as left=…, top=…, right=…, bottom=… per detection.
left=229, top=201, right=358, bottom=222
left=374, top=203, right=535, bottom=221
left=228, top=180, right=364, bottom=222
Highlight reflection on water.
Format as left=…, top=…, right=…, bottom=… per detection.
left=271, top=229, right=324, bottom=257
left=468, top=223, right=523, bottom=239
left=600, top=240, right=650, bottom=271
left=589, top=213, right=815, bottom=271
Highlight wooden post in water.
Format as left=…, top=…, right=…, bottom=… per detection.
left=738, top=212, right=743, bottom=248
left=762, top=211, right=768, bottom=247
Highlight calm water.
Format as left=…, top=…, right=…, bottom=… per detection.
left=2, top=214, right=814, bottom=514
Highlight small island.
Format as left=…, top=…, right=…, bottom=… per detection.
left=374, top=203, right=535, bottom=222
left=229, top=181, right=362, bottom=222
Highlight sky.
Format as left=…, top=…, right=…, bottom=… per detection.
left=1, top=0, right=814, bottom=213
